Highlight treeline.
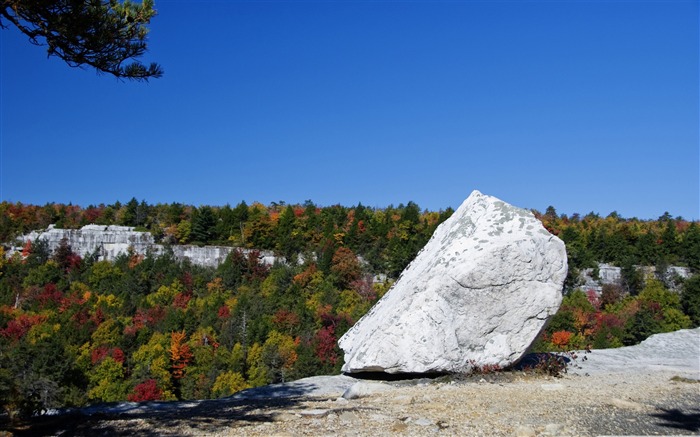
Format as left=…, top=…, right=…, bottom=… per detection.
left=2, top=200, right=699, bottom=282
left=0, top=199, right=452, bottom=278
left=535, top=207, right=700, bottom=293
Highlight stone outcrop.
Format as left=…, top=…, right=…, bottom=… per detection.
left=339, top=190, right=568, bottom=374
left=9, top=224, right=276, bottom=268
left=568, top=327, right=700, bottom=376
left=580, top=263, right=691, bottom=294
left=16, top=224, right=156, bottom=260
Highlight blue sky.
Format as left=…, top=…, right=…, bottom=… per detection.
left=1, top=0, right=698, bottom=220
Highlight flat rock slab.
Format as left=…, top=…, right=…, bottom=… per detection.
left=342, top=381, right=395, bottom=399
left=230, top=374, right=359, bottom=400
left=569, top=327, right=700, bottom=377
left=339, top=190, right=567, bottom=374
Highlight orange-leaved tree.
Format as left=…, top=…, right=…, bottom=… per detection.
left=170, top=330, right=193, bottom=380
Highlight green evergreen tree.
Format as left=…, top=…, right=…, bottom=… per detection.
left=681, top=275, right=700, bottom=326
left=166, top=203, right=185, bottom=225
left=276, top=205, right=301, bottom=262
left=121, top=198, right=139, bottom=227
left=682, top=223, right=700, bottom=271
left=660, top=219, right=680, bottom=264
left=636, top=231, right=659, bottom=266
left=214, top=204, right=234, bottom=243
left=136, top=200, right=150, bottom=228
left=1, top=0, right=163, bottom=80
left=191, top=206, right=216, bottom=245
left=620, top=257, right=643, bottom=295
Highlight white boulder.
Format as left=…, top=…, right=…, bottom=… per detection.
left=339, top=190, right=567, bottom=374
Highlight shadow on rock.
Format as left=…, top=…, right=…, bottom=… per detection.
left=342, top=371, right=446, bottom=382
left=2, top=381, right=322, bottom=436
left=650, top=407, right=700, bottom=433
left=512, top=352, right=574, bottom=376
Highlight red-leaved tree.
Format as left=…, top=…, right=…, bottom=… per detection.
left=128, top=379, right=163, bottom=402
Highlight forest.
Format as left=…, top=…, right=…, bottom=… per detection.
left=0, top=199, right=699, bottom=419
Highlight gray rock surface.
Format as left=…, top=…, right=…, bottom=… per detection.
left=580, top=263, right=691, bottom=293
left=339, top=190, right=568, bottom=374
left=19, top=224, right=156, bottom=260
left=342, top=381, right=394, bottom=399
left=230, top=374, right=359, bottom=400
left=570, top=327, right=700, bottom=376
left=9, top=224, right=276, bottom=268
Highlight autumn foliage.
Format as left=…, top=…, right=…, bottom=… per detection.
left=0, top=198, right=697, bottom=419
left=0, top=314, right=47, bottom=341
left=535, top=277, right=693, bottom=352
left=128, top=379, right=163, bottom=402
left=550, top=331, right=573, bottom=349
left=170, top=331, right=193, bottom=380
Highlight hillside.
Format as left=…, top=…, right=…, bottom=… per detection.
left=0, top=199, right=698, bottom=421
left=6, top=328, right=699, bottom=436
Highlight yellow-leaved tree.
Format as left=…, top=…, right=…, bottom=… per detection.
left=130, top=332, right=176, bottom=401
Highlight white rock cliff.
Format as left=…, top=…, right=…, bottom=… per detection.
left=339, top=190, right=568, bottom=374
left=10, top=225, right=276, bottom=268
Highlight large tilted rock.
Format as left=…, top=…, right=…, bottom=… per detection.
left=339, top=190, right=567, bottom=374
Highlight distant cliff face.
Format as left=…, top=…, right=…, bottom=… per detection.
left=579, top=263, right=691, bottom=293
left=7, top=225, right=693, bottom=288
left=9, top=224, right=276, bottom=268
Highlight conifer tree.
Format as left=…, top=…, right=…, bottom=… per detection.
left=1, top=0, right=163, bottom=80
left=191, top=206, right=215, bottom=245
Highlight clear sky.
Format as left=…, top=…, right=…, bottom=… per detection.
left=1, top=0, right=698, bottom=220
